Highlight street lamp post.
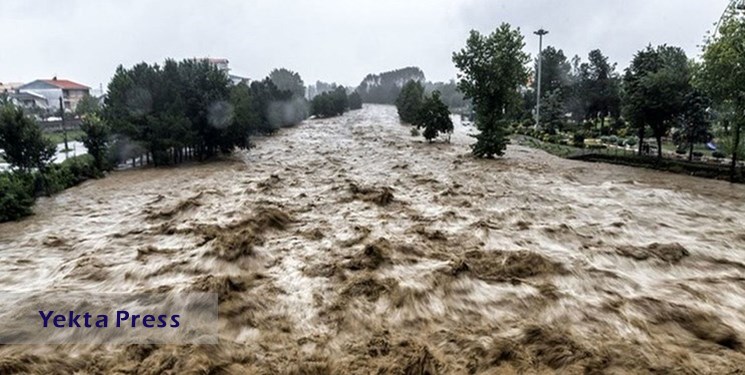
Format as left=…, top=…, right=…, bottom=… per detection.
left=534, top=28, right=549, bottom=130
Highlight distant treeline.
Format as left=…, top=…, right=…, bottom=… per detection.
left=355, top=66, right=468, bottom=109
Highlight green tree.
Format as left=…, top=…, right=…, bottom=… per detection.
left=269, top=68, right=306, bottom=99
left=348, top=91, right=363, bottom=110
left=0, top=105, right=56, bottom=173
left=229, top=82, right=258, bottom=148
left=700, top=10, right=745, bottom=180
left=673, top=89, right=711, bottom=161
left=417, top=91, right=453, bottom=142
left=331, top=86, right=349, bottom=115
left=586, top=50, right=621, bottom=132
left=75, top=94, right=101, bottom=117
left=396, top=80, right=425, bottom=124
left=623, top=45, right=691, bottom=158
left=540, top=89, right=565, bottom=134
left=453, top=24, right=530, bottom=158
left=79, top=114, right=111, bottom=171
left=534, top=46, right=571, bottom=100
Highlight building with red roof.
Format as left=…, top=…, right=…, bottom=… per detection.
left=17, top=77, right=90, bottom=112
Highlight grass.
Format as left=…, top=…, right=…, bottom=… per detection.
left=512, top=135, right=582, bottom=158
left=660, top=142, right=712, bottom=155
left=44, top=130, right=85, bottom=144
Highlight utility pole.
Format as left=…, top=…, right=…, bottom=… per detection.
left=534, top=28, right=549, bottom=130
left=59, top=97, right=68, bottom=153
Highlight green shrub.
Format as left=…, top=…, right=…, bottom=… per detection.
left=608, top=135, right=619, bottom=145
left=410, top=127, right=420, bottom=137
left=37, top=155, right=101, bottom=196
left=692, top=151, right=704, bottom=158
left=713, top=151, right=726, bottom=159
left=626, top=137, right=638, bottom=147
left=675, top=148, right=687, bottom=155
left=587, top=144, right=608, bottom=150
left=0, top=172, right=35, bottom=222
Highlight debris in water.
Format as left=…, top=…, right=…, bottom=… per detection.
left=450, top=250, right=567, bottom=282
left=615, top=242, right=690, bottom=263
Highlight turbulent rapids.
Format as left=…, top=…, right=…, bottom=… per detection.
left=1, top=105, right=744, bottom=373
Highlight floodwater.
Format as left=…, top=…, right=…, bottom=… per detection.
left=1, top=105, right=744, bottom=373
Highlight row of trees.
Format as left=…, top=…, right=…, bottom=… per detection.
left=525, top=47, right=621, bottom=135
left=309, top=85, right=363, bottom=118
left=395, top=81, right=453, bottom=142
left=452, top=10, right=745, bottom=181
left=1, top=61, right=314, bottom=221
left=104, top=60, right=309, bottom=166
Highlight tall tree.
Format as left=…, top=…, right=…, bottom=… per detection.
left=453, top=23, right=530, bottom=158
left=348, top=91, right=363, bottom=110
left=674, top=89, right=711, bottom=161
left=75, top=94, right=101, bottom=117
left=586, top=50, right=621, bottom=132
left=533, top=46, right=571, bottom=100
left=623, top=45, right=691, bottom=158
left=269, top=68, right=306, bottom=99
left=396, top=80, right=425, bottom=124
left=79, top=114, right=111, bottom=171
left=700, top=10, right=745, bottom=181
left=0, top=105, right=56, bottom=173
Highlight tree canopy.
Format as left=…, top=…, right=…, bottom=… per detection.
left=0, top=105, right=56, bottom=173
left=417, top=91, right=453, bottom=142
left=700, top=10, right=745, bottom=179
left=269, top=68, right=306, bottom=99
left=396, top=80, right=425, bottom=124
left=623, top=45, right=691, bottom=158
left=453, top=23, right=530, bottom=158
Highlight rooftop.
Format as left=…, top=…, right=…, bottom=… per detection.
left=41, top=78, right=90, bottom=90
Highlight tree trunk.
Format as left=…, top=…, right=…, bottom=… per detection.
left=656, top=136, right=663, bottom=160
left=688, top=141, right=694, bottom=162
left=731, top=122, right=741, bottom=182
left=638, top=128, right=645, bottom=156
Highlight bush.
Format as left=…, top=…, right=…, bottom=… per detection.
left=587, top=144, right=608, bottom=150
left=626, top=137, right=638, bottom=147
left=37, top=155, right=101, bottom=196
left=692, top=151, right=704, bottom=158
left=410, top=127, right=420, bottom=137
left=608, top=135, right=619, bottom=145
left=0, top=172, right=34, bottom=222
left=713, top=151, right=726, bottom=159
left=675, top=148, right=687, bottom=155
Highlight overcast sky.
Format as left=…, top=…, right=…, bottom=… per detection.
left=0, top=0, right=730, bottom=91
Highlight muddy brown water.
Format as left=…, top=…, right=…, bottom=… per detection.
left=1, top=105, right=745, bottom=373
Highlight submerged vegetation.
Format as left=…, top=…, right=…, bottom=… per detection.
left=1, top=60, right=312, bottom=222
